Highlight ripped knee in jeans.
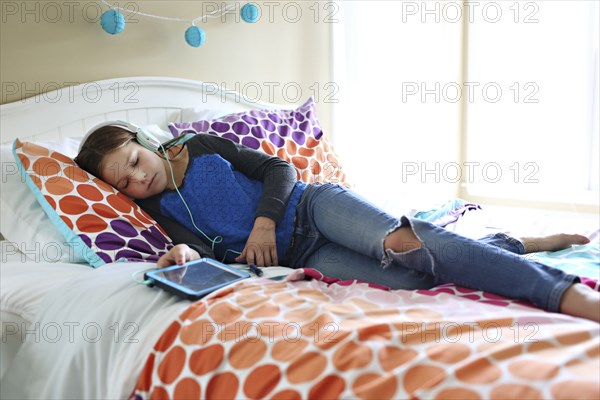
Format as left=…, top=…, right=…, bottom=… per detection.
left=383, top=221, right=422, bottom=254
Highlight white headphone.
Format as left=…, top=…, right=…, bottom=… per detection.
left=79, top=120, right=162, bottom=153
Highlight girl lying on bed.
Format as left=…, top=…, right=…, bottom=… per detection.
left=74, top=123, right=599, bottom=323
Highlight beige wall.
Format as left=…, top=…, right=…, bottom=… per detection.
left=0, top=0, right=333, bottom=134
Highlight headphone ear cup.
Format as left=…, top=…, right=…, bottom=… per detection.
left=135, top=129, right=161, bottom=152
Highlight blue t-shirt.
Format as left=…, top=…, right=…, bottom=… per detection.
left=137, top=134, right=307, bottom=263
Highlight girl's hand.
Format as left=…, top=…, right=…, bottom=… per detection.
left=157, top=244, right=200, bottom=268
left=235, top=217, right=278, bottom=267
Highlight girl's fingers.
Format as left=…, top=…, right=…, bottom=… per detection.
left=235, top=243, right=279, bottom=267
left=252, top=247, right=263, bottom=267
left=157, top=245, right=199, bottom=268
left=263, top=249, right=272, bottom=267
left=246, top=246, right=256, bottom=265
left=271, top=245, right=278, bottom=266
left=235, top=248, right=247, bottom=263
left=157, top=257, right=170, bottom=268
left=175, top=247, right=187, bottom=265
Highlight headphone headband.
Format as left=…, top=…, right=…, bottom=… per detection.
left=78, top=120, right=161, bottom=153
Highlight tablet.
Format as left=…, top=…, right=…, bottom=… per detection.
left=144, top=258, right=250, bottom=300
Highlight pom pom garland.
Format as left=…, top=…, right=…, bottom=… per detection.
left=99, top=1, right=259, bottom=47
left=185, top=26, right=206, bottom=47
left=241, top=3, right=260, bottom=23
left=100, top=9, right=125, bottom=35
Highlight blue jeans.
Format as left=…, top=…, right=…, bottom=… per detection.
left=282, top=183, right=579, bottom=312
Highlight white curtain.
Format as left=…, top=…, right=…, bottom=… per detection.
left=464, top=0, right=599, bottom=205
left=332, top=1, right=599, bottom=212
left=332, top=1, right=463, bottom=215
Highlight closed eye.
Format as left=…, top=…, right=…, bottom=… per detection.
left=122, top=158, right=138, bottom=189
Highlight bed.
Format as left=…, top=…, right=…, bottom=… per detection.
left=1, top=76, right=598, bottom=399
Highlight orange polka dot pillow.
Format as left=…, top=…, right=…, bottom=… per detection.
left=168, top=97, right=351, bottom=187
left=13, top=139, right=173, bottom=267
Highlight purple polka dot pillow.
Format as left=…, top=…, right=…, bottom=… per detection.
left=168, top=97, right=350, bottom=186
left=13, top=139, right=173, bottom=267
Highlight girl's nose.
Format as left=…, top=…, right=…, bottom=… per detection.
left=130, top=171, right=147, bottom=184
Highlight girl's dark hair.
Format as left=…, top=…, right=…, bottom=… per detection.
left=74, top=126, right=136, bottom=179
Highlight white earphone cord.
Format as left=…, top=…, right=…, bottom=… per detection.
left=160, top=144, right=241, bottom=263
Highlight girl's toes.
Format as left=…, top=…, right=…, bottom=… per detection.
left=564, top=233, right=591, bottom=246
left=573, top=234, right=591, bottom=245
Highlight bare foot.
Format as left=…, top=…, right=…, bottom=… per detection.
left=559, top=283, right=600, bottom=323
left=520, top=233, right=590, bottom=253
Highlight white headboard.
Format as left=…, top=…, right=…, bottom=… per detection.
left=0, top=76, right=293, bottom=144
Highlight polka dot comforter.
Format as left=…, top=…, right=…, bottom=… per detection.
left=130, top=269, right=599, bottom=400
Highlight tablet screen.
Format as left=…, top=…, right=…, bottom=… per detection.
left=155, top=262, right=242, bottom=292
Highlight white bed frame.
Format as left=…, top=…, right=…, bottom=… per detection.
left=0, top=76, right=293, bottom=144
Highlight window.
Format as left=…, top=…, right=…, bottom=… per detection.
left=464, top=0, right=599, bottom=205
left=332, top=1, right=599, bottom=212
left=332, top=1, right=462, bottom=214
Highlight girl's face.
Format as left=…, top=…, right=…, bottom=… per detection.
left=100, top=141, right=168, bottom=199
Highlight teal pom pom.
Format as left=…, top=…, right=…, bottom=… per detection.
left=100, top=10, right=125, bottom=35
left=185, top=26, right=206, bottom=47
left=241, top=3, right=260, bottom=23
